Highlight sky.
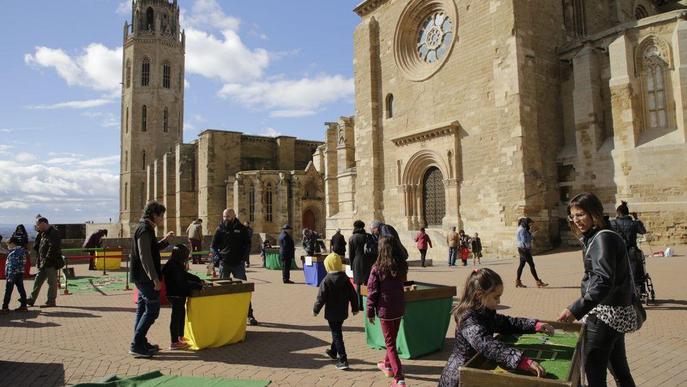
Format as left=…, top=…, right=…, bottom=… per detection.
left=0, top=0, right=360, bottom=226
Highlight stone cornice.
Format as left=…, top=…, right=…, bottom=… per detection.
left=354, top=0, right=391, bottom=16
left=390, top=121, right=460, bottom=146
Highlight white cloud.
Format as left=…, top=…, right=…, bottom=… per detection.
left=15, top=152, right=37, bottom=163
left=116, top=1, right=131, bottom=15
left=218, top=75, right=354, bottom=116
left=28, top=99, right=115, bottom=110
left=0, top=201, right=29, bottom=210
left=25, top=44, right=122, bottom=93
left=263, top=127, right=281, bottom=137
left=81, top=111, right=119, bottom=128
left=185, top=28, right=269, bottom=83
left=184, top=0, right=241, bottom=31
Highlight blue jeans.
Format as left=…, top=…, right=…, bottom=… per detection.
left=132, top=281, right=160, bottom=349
left=448, top=247, right=457, bottom=266
left=219, top=261, right=254, bottom=318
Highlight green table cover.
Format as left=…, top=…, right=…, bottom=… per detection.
left=265, top=251, right=297, bottom=270
left=74, top=371, right=270, bottom=387
left=495, top=331, right=579, bottom=380
left=363, top=295, right=453, bottom=359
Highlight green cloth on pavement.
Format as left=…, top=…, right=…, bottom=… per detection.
left=73, top=371, right=270, bottom=387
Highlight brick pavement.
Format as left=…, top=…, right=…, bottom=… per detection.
left=0, top=247, right=686, bottom=386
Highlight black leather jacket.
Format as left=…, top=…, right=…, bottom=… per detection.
left=569, top=228, right=633, bottom=320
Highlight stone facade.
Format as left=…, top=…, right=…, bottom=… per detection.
left=118, top=1, right=325, bottom=238
left=318, top=0, right=687, bottom=258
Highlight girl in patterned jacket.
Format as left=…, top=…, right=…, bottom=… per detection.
left=438, top=268, right=555, bottom=387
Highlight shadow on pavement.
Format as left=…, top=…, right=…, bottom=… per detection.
left=0, top=361, right=65, bottom=386
left=646, top=298, right=687, bottom=311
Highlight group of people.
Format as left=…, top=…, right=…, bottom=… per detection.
left=1, top=219, right=64, bottom=313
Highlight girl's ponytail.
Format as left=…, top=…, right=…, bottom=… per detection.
left=451, top=268, right=503, bottom=326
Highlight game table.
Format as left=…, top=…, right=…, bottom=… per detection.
left=300, top=254, right=328, bottom=287
left=361, top=281, right=456, bottom=359
left=459, top=321, right=584, bottom=386
left=264, top=248, right=297, bottom=270
left=94, top=249, right=122, bottom=270
left=185, top=280, right=255, bottom=350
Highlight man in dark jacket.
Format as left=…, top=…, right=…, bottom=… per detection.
left=610, top=201, right=647, bottom=290
left=347, top=220, right=370, bottom=311
left=83, top=229, right=108, bottom=270
left=371, top=220, right=409, bottom=262
left=129, top=201, right=174, bottom=358
left=330, top=229, right=346, bottom=256
left=27, top=217, right=62, bottom=308
left=279, top=224, right=295, bottom=284
left=211, top=209, right=258, bottom=325
left=313, top=253, right=359, bottom=370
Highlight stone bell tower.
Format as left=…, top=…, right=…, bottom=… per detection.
left=119, top=0, right=185, bottom=235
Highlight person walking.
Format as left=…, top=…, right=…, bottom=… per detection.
left=211, top=209, right=258, bottom=325
left=558, top=192, right=637, bottom=387
left=27, top=217, right=62, bottom=308
left=1, top=237, right=28, bottom=313
left=129, top=201, right=174, bottom=358
left=414, top=227, right=432, bottom=267
left=458, top=230, right=470, bottom=266
left=279, top=224, right=295, bottom=284
left=186, top=219, right=203, bottom=264
left=447, top=226, right=459, bottom=267
left=471, top=233, right=482, bottom=266
left=348, top=220, right=372, bottom=310
left=515, top=218, right=547, bottom=288
left=244, top=221, right=253, bottom=268
left=330, top=228, right=346, bottom=257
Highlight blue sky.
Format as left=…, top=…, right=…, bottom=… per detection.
left=0, top=0, right=359, bottom=225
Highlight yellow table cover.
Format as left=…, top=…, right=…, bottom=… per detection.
left=184, top=292, right=252, bottom=350
left=94, top=251, right=122, bottom=270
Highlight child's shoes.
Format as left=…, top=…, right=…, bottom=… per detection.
left=391, top=380, right=407, bottom=386
left=377, top=362, right=393, bottom=377
left=169, top=341, right=189, bottom=350
left=335, top=359, right=349, bottom=370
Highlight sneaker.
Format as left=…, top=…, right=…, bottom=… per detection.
left=169, top=341, right=189, bottom=350
left=247, top=316, right=259, bottom=326
left=325, top=348, right=337, bottom=360
left=25, top=298, right=35, bottom=307
left=39, top=302, right=56, bottom=308
left=377, top=362, right=394, bottom=377
left=145, top=342, right=160, bottom=352
left=335, top=359, right=349, bottom=370
left=391, top=380, right=407, bottom=386
left=128, top=347, right=154, bottom=358
left=15, top=306, right=28, bottom=312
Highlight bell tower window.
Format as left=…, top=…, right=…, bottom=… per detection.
left=125, top=60, right=131, bottom=88
left=141, top=58, right=150, bottom=86
left=145, top=7, right=154, bottom=31
left=162, top=63, right=171, bottom=88
left=141, top=105, right=147, bottom=132
left=163, top=107, right=169, bottom=133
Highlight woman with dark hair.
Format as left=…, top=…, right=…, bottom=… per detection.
left=129, top=201, right=174, bottom=358
left=414, top=227, right=432, bottom=267
left=558, top=192, right=636, bottom=387
left=515, top=218, right=547, bottom=288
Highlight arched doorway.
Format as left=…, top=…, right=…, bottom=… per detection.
left=302, top=209, right=316, bottom=231
left=422, top=167, right=445, bottom=226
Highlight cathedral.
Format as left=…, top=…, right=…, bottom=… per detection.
left=118, top=0, right=325, bottom=238
left=315, top=0, right=687, bottom=257
left=118, top=0, right=687, bottom=257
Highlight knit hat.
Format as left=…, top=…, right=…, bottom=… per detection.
left=324, top=253, right=343, bottom=273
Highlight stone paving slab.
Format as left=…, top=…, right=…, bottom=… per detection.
left=0, top=247, right=685, bottom=386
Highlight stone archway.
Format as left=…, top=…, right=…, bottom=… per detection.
left=401, top=149, right=457, bottom=230
left=302, top=209, right=316, bottom=231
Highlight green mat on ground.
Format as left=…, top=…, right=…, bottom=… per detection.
left=63, top=271, right=211, bottom=294
left=73, top=371, right=270, bottom=387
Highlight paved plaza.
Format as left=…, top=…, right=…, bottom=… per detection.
left=1, top=248, right=686, bottom=386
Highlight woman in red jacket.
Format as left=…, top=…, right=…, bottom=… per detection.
left=414, top=228, right=433, bottom=267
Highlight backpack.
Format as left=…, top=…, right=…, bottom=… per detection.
left=363, top=233, right=377, bottom=259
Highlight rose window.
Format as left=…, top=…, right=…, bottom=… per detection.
left=417, top=12, right=453, bottom=64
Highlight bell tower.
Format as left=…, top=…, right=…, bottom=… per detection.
left=119, top=0, right=185, bottom=235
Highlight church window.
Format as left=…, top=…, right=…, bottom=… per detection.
left=142, top=150, right=146, bottom=170
left=126, top=60, right=131, bottom=88
left=125, top=106, right=129, bottom=133
left=386, top=94, right=394, bottom=118
left=162, top=63, right=171, bottom=88
left=572, top=0, right=586, bottom=37
left=145, top=7, right=154, bottom=31
left=417, top=11, right=453, bottom=64
left=124, top=150, right=128, bottom=170
left=265, top=183, right=273, bottom=222
left=644, top=56, right=668, bottom=130
left=163, top=107, right=169, bottom=133
left=141, top=105, right=147, bottom=131
left=124, top=183, right=128, bottom=210
left=635, top=5, right=649, bottom=20
left=248, top=185, right=255, bottom=222
left=141, top=58, right=150, bottom=86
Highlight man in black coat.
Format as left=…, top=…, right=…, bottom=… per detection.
left=211, top=209, right=258, bottom=325
left=347, top=220, right=371, bottom=310
left=330, top=228, right=346, bottom=256
left=27, top=217, right=63, bottom=308
left=279, top=224, right=295, bottom=284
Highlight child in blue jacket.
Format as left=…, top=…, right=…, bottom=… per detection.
left=2, top=237, right=28, bottom=312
